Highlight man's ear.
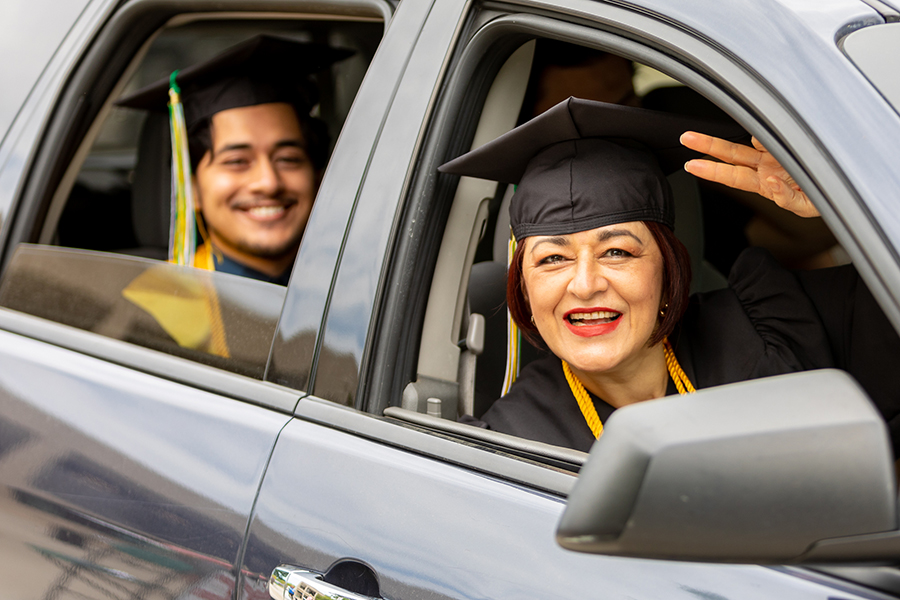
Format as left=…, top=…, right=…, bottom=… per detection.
left=191, top=175, right=203, bottom=210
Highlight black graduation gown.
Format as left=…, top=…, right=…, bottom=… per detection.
left=475, top=248, right=900, bottom=455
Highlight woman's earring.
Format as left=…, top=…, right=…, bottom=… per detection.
left=530, top=315, right=535, bottom=325
left=659, top=302, right=669, bottom=318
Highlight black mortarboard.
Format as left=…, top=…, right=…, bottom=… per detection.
left=116, top=34, right=354, bottom=128
left=439, top=97, right=745, bottom=240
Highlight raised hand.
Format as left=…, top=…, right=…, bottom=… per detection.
left=680, top=131, right=819, bottom=218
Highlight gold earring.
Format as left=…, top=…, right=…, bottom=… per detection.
left=530, top=315, right=535, bottom=325
left=659, top=302, right=669, bottom=318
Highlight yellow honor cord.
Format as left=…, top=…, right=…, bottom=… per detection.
left=564, top=337, right=695, bottom=439
left=663, top=338, right=696, bottom=394
left=562, top=359, right=604, bottom=438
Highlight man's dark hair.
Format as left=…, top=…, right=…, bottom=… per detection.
left=187, top=103, right=330, bottom=172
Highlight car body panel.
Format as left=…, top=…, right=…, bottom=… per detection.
left=0, top=328, right=289, bottom=599
left=308, top=0, right=471, bottom=405
left=243, top=401, right=887, bottom=600
left=0, top=0, right=91, bottom=142
left=0, top=0, right=118, bottom=249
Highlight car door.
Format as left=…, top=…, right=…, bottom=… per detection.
left=0, top=1, right=396, bottom=599
left=243, top=1, right=900, bottom=599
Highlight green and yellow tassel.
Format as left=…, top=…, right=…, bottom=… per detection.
left=501, top=229, right=520, bottom=396
left=167, top=70, right=197, bottom=266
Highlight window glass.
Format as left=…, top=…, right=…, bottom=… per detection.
left=0, top=244, right=285, bottom=378
left=4, top=15, right=383, bottom=378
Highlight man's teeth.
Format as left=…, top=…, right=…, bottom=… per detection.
left=247, top=205, right=285, bottom=217
left=569, top=311, right=619, bottom=322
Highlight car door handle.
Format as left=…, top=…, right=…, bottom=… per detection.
left=270, top=564, right=383, bottom=600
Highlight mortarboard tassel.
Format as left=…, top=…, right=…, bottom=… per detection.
left=167, top=70, right=197, bottom=266
left=500, top=229, right=520, bottom=395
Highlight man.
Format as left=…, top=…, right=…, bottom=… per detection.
left=119, top=35, right=351, bottom=284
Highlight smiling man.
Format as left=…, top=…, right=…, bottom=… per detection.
left=119, top=35, right=351, bottom=284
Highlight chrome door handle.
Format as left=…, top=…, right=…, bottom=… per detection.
left=270, top=565, right=381, bottom=600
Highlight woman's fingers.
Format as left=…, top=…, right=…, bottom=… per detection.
left=683, top=158, right=760, bottom=193
left=680, top=131, right=762, bottom=167
left=681, top=131, right=820, bottom=218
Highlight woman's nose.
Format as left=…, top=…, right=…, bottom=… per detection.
left=568, top=257, right=608, bottom=299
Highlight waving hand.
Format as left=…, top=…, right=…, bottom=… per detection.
left=680, top=131, right=819, bottom=218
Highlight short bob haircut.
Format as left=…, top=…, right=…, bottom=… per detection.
left=507, top=220, right=692, bottom=348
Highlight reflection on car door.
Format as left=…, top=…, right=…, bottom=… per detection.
left=0, top=328, right=290, bottom=599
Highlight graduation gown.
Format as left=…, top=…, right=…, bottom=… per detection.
left=476, top=248, right=900, bottom=454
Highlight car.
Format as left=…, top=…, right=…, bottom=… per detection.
left=2, top=0, right=900, bottom=598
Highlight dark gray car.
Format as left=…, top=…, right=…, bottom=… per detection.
left=2, top=0, right=900, bottom=598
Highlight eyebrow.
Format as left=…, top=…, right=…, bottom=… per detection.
left=595, top=228, right=645, bottom=245
left=529, top=228, right=645, bottom=253
left=529, top=236, right=570, bottom=253
left=213, top=139, right=306, bottom=155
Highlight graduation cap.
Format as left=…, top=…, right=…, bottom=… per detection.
left=116, top=34, right=352, bottom=267
left=439, top=97, right=746, bottom=241
left=117, top=34, right=354, bottom=130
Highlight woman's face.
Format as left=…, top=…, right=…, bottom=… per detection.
left=522, top=221, right=665, bottom=377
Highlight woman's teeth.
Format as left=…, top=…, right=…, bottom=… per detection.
left=569, top=311, right=620, bottom=324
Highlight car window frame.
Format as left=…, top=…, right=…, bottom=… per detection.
left=314, top=0, right=900, bottom=479
left=0, top=0, right=392, bottom=408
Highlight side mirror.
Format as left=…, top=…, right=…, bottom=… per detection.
left=557, top=370, right=900, bottom=564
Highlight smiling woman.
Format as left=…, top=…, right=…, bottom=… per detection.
left=441, top=97, right=900, bottom=454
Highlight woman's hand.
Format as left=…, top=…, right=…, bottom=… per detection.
left=680, top=131, right=819, bottom=218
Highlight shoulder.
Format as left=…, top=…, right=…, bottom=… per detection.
left=478, top=354, right=595, bottom=452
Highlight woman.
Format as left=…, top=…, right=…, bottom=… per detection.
left=441, top=97, right=900, bottom=454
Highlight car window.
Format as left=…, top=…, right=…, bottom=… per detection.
left=0, top=10, right=385, bottom=381
left=366, top=14, right=899, bottom=473
left=0, top=244, right=285, bottom=378
left=47, top=18, right=381, bottom=255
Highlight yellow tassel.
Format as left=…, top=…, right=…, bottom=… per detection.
left=501, top=230, right=519, bottom=395
left=167, top=70, right=197, bottom=267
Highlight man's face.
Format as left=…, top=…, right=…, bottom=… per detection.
left=194, top=102, right=318, bottom=276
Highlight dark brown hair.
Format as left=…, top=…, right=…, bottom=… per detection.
left=188, top=105, right=330, bottom=172
left=507, top=221, right=692, bottom=348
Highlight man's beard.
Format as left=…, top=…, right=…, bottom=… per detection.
left=232, top=230, right=304, bottom=260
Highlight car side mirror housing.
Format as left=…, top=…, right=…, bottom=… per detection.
left=557, top=370, right=900, bottom=564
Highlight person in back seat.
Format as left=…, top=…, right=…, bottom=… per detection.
left=118, top=35, right=351, bottom=285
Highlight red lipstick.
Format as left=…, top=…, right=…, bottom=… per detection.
left=563, top=307, right=622, bottom=338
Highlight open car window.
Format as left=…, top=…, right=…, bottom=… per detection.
left=47, top=17, right=382, bottom=255
left=373, top=19, right=897, bottom=476
left=0, top=11, right=385, bottom=381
